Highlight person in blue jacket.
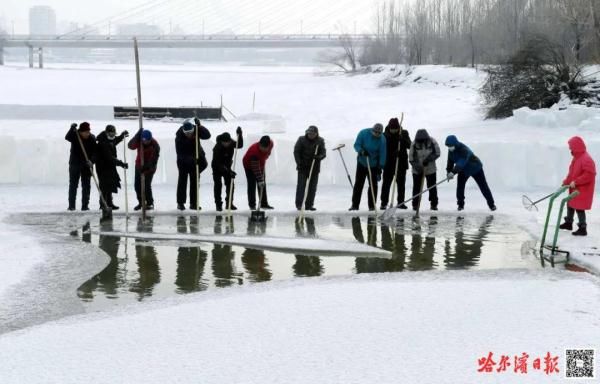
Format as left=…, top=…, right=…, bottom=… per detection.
left=349, top=123, right=387, bottom=211
left=445, top=135, right=496, bottom=211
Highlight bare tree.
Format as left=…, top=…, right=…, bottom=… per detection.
left=319, top=34, right=360, bottom=72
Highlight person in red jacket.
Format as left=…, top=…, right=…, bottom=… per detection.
left=243, top=136, right=274, bottom=210
left=128, top=129, right=160, bottom=210
left=559, top=136, right=596, bottom=236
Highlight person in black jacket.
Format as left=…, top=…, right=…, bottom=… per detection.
left=294, top=125, right=326, bottom=211
left=212, top=127, right=244, bottom=211
left=380, top=117, right=411, bottom=210
left=65, top=122, right=96, bottom=211
left=95, top=125, right=129, bottom=210
left=175, top=118, right=211, bottom=210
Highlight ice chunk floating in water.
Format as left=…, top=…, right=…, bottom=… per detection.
left=98, top=230, right=392, bottom=258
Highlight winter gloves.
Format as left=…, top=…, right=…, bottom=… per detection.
left=447, top=172, right=455, bottom=180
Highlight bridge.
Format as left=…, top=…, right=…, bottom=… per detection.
left=0, top=34, right=374, bottom=68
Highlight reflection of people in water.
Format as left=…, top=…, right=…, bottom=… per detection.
left=444, top=215, right=494, bottom=269
left=78, top=221, right=124, bottom=300
left=242, top=248, right=272, bottom=282
left=293, top=217, right=323, bottom=277
left=352, top=216, right=388, bottom=273
left=175, top=245, right=208, bottom=293
left=176, top=215, right=187, bottom=234
left=380, top=219, right=406, bottom=272
left=406, top=216, right=438, bottom=271
left=212, top=215, right=237, bottom=288
left=131, top=217, right=160, bottom=300
left=247, top=216, right=267, bottom=236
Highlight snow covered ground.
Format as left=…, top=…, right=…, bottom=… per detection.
left=0, top=62, right=599, bottom=382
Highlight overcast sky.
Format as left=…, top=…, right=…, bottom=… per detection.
left=0, top=0, right=375, bottom=34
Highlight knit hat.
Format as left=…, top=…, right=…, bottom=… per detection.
left=78, top=122, right=91, bottom=132
left=220, top=132, right=232, bottom=142
left=105, top=125, right=116, bottom=134
left=182, top=119, right=194, bottom=133
left=372, top=123, right=384, bottom=133
left=259, top=135, right=271, bottom=147
left=306, top=125, right=319, bottom=135
left=141, top=129, right=152, bottom=141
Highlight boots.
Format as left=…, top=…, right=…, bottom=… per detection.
left=559, top=219, right=573, bottom=231
left=572, top=223, right=587, bottom=236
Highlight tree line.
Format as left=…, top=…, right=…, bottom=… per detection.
left=360, top=0, right=600, bottom=66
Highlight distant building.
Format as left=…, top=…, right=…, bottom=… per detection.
left=29, top=6, right=57, bottom=35
left=117, top=23, right=162, bottom=36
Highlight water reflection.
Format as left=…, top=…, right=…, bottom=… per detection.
left=74, top=213, right=530, bottom=308
left=380, top=220, right=406, bottom=272
left=406, top=216, right=438, bottom=271
left=212, top=215, right=241, bottom=287
left=129, top=217, right=161, bottom=300
left=293, top=217, right=323, bottom=277
left=444, top=216, right=494, bottom=269
left=353, top=217, right=388, bottom=273
left=78, top=221, right=125, bottom=300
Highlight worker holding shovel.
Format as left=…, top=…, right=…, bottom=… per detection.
left=212, top=127, right=244, bottom=211
left=409, top=129, right=440, bottom=211
left=349, top=123, right=387, bottom=212
left=65, top=122, right=96, bottom=211
left=294, top=125, right=326, bottom=211
left=444, top=135, right=496, bottom=212
left=380, top=117, right=411, bottom=210
left=243, top=136, right=274, bottom=211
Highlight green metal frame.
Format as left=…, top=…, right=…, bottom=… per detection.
left=539, top=186, right=579, bottom=267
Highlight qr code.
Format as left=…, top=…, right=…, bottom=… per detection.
left=566, top=349, right=595, bottom=379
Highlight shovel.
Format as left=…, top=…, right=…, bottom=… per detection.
left=380, top=175, right=451, bottom=220
left=250, top=182, right=266, bottom=222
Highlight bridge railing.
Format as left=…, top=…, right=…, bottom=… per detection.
left=2, top=33, right=377, bottom=42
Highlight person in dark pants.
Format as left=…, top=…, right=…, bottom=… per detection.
left=445, top=135, right=496, bottom=211
left=349, top=123, right=387, bottom=211
left=65, top=122, right=96, bottom=211
left=175, top=118, right=211, bottom=210
left=559, top=136, right=596, bottom=236
left=95, top=125, right=128, bottom=210
left=212, top=127, right=243, bottom=211
left=294, top=125, right=326, bottom=211
left=380, top=117, right=411, bottom=210
left=409, top=129, right=440, bottom=211
left=128, top=129, right=160, bottom=210
left=242, top=136, right=274, bottom=210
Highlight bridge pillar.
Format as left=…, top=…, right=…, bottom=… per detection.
left=38, top=47, right=43, bottom=69
left=28, top=46, right=34, bottom=68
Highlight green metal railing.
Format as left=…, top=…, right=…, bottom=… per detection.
left=539, top=186, right=579, bottom=267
